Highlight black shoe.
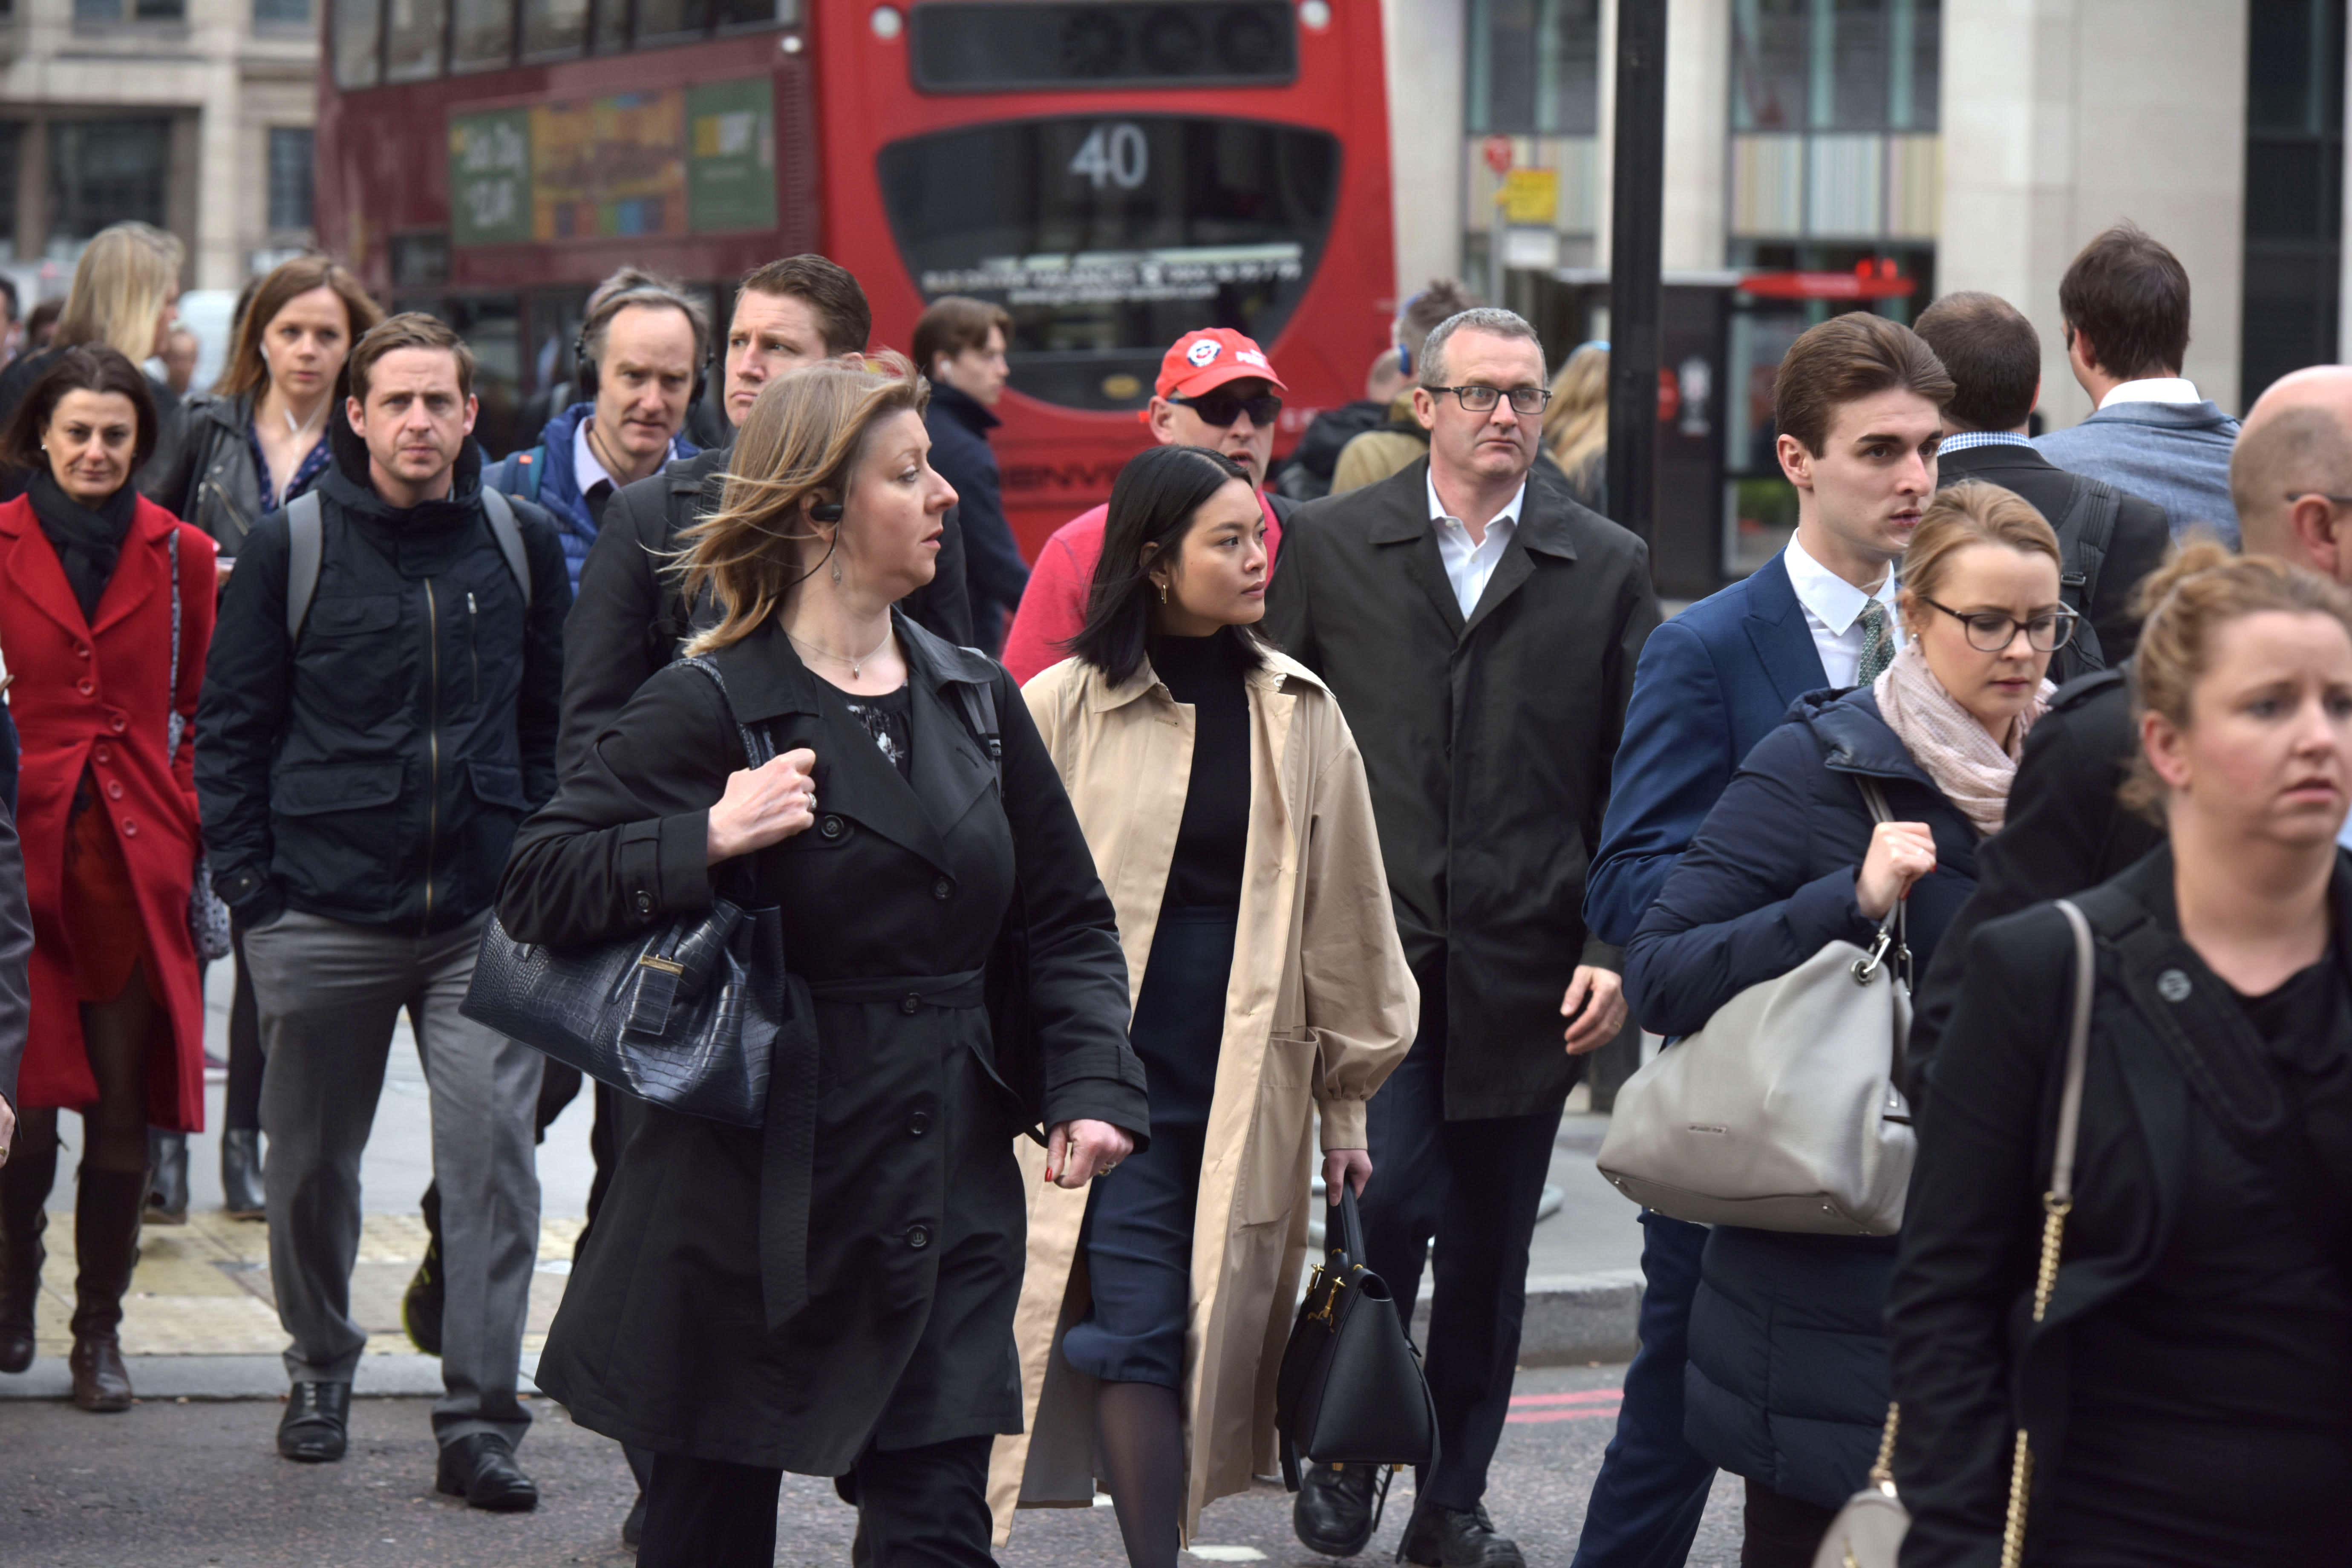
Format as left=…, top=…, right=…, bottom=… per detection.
left=278, top=1381, right=350, bottom=1462
left=1295, top=1461, right=1381, bottom=1557
left=437, top=1432, right=540, bottom=1512
left=144, top=1132, right=188, bottom=1226
left=622, top=1490, right=646, bottom=1548
left=219, top=1130, right=266, bottom=1220
left=1398, top=1502, right=1525, bottom=1568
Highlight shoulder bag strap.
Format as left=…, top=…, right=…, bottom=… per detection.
left=671, top=654, right=772, bottom=767
left=285, top=491, right=324, bottom=643
left=950, top=661, right=1005, bottom=785
left=166, top=527, right=184, bottom=760
left=479, top=487, right=533, bottom=608
left=1853, top=777, right=1912, bottom=985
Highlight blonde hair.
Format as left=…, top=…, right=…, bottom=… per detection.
left=2120, top=541, right=2352, bottom=819
left=55, top=223, right=183, bottom=362
left=216, top=255, right=383, bottom=400
left=1899, top=480, right=2062, bottom=613
left=678, top=352, right=928, bottom=657
left=1542, top=341, right=1608, bottom=484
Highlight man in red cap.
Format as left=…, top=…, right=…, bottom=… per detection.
left=1000, top=327, right=1296, bottom=683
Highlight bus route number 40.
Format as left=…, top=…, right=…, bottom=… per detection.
left=1069, top=124, right=1149, bottom=191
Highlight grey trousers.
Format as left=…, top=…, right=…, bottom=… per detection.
left=244, top=906, right=542, bottom=1449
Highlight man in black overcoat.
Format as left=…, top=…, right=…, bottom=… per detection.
left=1265, top=307, right=1661, bottom=1568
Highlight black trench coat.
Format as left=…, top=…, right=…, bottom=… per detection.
left=497, top=611, right=1148, bottom=1473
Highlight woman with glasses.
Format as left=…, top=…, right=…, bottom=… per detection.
left=1620, top=481, right=2069, bottom=1567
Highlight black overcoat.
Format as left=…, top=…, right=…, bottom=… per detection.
left=1889, top=849, right=2352, bottom=1565
left=1262, top=457, right=1660, bottom=1119
left=497, top=611, right=1147, bottom=1473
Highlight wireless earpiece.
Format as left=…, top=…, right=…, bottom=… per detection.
left=810, top=499, right=844, bottom=523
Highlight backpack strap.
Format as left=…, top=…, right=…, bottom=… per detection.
left=480, top=487, right=534, bottom=608
left=285, top=491, right=324, bottom=642
left=487, top=445, right=545, bottom=504
left=951, top=662, right=1005, bottom=784
left=2055, top=474, right=2121, bottom=673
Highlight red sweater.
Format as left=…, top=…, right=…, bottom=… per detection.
left=1000, top=491, right=1284, bottom=686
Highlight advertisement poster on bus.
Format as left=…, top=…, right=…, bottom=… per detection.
left=448, top=78, right=775, bottom=246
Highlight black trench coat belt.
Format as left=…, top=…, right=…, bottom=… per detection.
left=760, top=968, right=990, bottom=1331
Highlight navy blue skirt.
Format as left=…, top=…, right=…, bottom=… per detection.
left=1060, top=905, right=1236, bottom=1388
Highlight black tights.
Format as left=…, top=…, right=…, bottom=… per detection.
left=1097, top=1380, right=1184, bottom=1568
left=21, top=964, right=156, bottom=1173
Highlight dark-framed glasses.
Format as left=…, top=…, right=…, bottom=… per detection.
left=1918, top=596, right=2079, bottom=653
left=1169, top=392, right=1283, bottom=428
left=1427, top=384, right=1551, bottom=415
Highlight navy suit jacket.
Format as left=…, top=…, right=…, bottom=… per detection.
left=1584, top=551, right=1830, bottom=945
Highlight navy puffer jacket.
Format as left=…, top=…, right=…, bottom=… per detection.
left=1623, top=685, right=1983, bottom=1509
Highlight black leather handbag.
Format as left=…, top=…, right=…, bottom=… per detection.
left=1275, top=1185, right=1439, bottom=1521
left=461, top=657, right=803, bottom=1129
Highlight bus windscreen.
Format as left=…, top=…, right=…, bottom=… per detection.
left=877, top=115, right=1340, bottom=412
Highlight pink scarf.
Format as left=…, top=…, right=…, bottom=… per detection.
left=1871, top=641, right=2054, bottom=837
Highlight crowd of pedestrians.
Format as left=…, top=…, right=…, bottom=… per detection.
left=0, top=209, right=2342, bottom=1568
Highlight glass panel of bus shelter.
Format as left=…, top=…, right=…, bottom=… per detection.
left=384, top=0, right=448, bottom=79
left=332, top=0, right=382, bottom=85
left=877, top=116, right=1339, bottom=413
left=633, top=0, right=707, bottom=43
left=450, top=0, right=512, bottom=69
left=522, top=0, right=586, bottom=55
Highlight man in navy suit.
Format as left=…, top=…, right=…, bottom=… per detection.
left=1570, top=312, right=1951, bottom=1566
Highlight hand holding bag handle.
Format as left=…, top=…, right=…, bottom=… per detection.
left=1808, top=897, right=2097, bottom=1568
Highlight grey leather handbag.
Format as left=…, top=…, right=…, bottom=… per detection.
left=1597, top=778, right=1917, bottom=1236
left=461, top=657, right=801, bottom=1129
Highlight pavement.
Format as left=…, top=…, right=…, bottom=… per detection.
left=0, top=1367, right=1747, bottom=1568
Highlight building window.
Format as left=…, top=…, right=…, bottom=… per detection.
left=384, top=0, right=447, bottom=79
left=75, top=0, right=184, bottom=19
left=47, top=118, right=172, bottom=242
left=268, top=128, right=315, bottom=231
left=1467, top=0, right=1601, bottom=136
left=451, top=0, right=512, bottom=69
left=332, top=0, right=381, bottom=84
left=2242, top=0, right=2345, bottom=404
left=255, top=0, right=312, bottom=26
left=522, top=0, right=587, bottom=57
left=0, top=124, right=19, bottom=260
left=1732, top=0, right=1938, bottom=134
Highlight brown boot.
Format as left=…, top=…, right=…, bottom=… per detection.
left=68, top=1168, right=144, bottom=1412
left=0, top=1128, right=58, bottom=1375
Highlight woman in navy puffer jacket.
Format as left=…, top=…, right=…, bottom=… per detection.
left=1623, top=483, right=2069, bottom=1565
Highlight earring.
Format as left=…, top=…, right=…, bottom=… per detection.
left=830, top=554, right=844, bottom=587
left=1158, top=582, right=1168, bottom=605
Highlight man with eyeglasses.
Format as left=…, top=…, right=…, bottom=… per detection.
left=1266, top=306, right=1661, bottom=1568
left=1000, top=327, right=1298, bottom=683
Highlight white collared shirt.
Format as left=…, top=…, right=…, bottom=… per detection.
left=2097, top=377, right=2202, bottom=410
left=572, top=417, right=617, bottom=497
left=1427, top=471, right=1527, bottom=619
left=1783, top=534, right=1900, bottom=688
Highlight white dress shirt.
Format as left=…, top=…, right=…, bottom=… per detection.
left=572, top=418, right=618, bottom=498
left=1782, top=534, right=1901, bottom=688
left=1427, top=471, right=1526, bottom=619
left=2097, top=377, right=2202, bottom=410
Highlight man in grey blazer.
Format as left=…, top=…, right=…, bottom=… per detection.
left=2035, top=222, right=2242, bottom=547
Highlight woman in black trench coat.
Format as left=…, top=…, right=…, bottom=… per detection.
left=497, top=353, right=1149, bottom=1568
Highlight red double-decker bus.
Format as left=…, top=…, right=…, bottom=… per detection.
left=314, top=0, right=1395, bottom=554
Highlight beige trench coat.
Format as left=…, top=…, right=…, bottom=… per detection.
left=989, top=645, right=1418, bottom=1544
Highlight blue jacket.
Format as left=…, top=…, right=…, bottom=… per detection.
left=2034, top=398, right=2240, bottom=549
left=1585, top=551, right=1828, bottom=945
left=1623, top=686, right=1983, bottom=1509
left=924, top=383, right=1028, bottom=647
left=485, top=401, right=698, bottom=595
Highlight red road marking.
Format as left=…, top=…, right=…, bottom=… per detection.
left=1504, top=1389, right=1623, bottom=1424
left=1505, top=1408, right=1624, bottom=1424
left=1507, top=1391, right=1623, bottom=1407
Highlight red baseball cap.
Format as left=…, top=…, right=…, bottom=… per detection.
left=1153, top=328, right=1288, bottom=402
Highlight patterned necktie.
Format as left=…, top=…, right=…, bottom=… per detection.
left=1854, top=598, right=1897, bottom=687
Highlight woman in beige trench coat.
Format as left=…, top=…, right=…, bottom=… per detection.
left=989, top=446, right=1416, bottom=1562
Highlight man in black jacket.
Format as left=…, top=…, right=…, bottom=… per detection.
left=564, top=255, right=969, bottom=781
left=1913, top=291, right=2168, bottom=676
left=1908, top=361, right=2352, bottom=1088
left=914, top=295, right=1026, bottom=649
left=196, top=314, right=569, bottom=1507
left=1266, top=307, right=1660, bottom=1568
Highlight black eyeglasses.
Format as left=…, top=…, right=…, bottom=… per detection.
left=1170, top=392, right=1283, bottom=428
left=1917, top=597, right=2079, bottom=653
left=1427, top=384, right=1552, bottom=415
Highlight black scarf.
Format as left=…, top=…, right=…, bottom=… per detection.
left=29, top=469, right=135, bottom=625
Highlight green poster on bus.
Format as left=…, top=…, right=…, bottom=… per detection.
left=450, top=110, right=533, bottom=247
left=686, top=78, right=776, bottom=235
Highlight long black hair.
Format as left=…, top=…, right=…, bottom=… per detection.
left=1064, top=444, right=1268, bottom=686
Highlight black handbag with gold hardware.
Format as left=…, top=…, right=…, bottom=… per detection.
left=461, top=657, right=804, bottom=1129
left=1275, top=1185, right=1439, bottom=1517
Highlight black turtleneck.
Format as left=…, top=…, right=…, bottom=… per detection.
left=29, top=470, right=135, bottom=624
left=1153, top=628, right=1253, bottom=911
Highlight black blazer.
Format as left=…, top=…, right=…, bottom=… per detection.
left=499, top=611, right=1145, bottom=1471
left=1888, top=849, right=2352, bottom=1566
left=1265, top=457, right=1661, bottom=1119
left=1935, top=441, right=2169, bottom=673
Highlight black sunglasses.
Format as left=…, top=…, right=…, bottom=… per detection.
left=1170, top=391, right=1283, bottom=428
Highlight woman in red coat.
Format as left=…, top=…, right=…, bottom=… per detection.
left=0, top=348, right=212, bottom=1411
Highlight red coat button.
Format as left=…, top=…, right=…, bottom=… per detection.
left=109, top=716, right=126, bottom=733
left=75, top=679, right=94, bottom=698
left=75, top=646, right=90, bottom=660
left=106, top=781, right=122, bottom=801
left=120, top=818, right=138, bottom=837
left=93, top=746, right=111, bottom=764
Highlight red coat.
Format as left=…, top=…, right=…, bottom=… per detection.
left=0, top=493, right=213, bottom=1130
